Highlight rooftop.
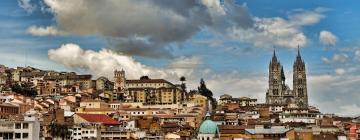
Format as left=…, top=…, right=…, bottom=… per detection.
left=76, top=113, right=120, bottom=125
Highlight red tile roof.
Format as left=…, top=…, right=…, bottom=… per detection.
left=76, top=113, right=120, bottom=125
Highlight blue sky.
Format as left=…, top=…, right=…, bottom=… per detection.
left=1, top=0, right=360, bottom=116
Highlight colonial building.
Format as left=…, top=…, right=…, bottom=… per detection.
left=114, top=70, right=185, bottom=104
left=266, top=48, right=308, bottom=107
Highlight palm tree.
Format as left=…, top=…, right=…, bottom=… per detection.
left=179, top=76, right=187, bottom=101
left=180, top=76, right=186, bottom=84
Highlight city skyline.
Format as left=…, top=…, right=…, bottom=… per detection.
left=1, top=0, right=360, bottom=117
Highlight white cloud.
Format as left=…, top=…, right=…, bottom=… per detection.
left=48, top=43, right=199, bottom=80
left=335, top=68, right=346, bottom=75
left=338, top=104, right=360, bottom=117
left=26, top=25, right=65, bottom=36
left=355, top=50, right=360, bottom=61
left=229, top=8, right=326, bottom=48
left=319, top=30, right=337, bottom=46
left=322, top=53, right=348, bottom=64
left=18, top=0, right=36, bottom=13
left=308, top=74, right=360, bottom=116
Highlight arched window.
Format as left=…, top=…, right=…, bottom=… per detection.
left=207, top=137, right=210, bottom=140
left=273, top=89, right=278, bottom=95
left=202, top=137, right=204, bottom=140
left=298, top=88, right=304, bottom=97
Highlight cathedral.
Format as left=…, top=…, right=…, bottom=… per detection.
left=266, top=47, right=308, bottom=107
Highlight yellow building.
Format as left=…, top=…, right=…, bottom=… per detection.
left=80, top=99, right=109, bottom=108
left=191, top=94, right=208, bottom=108
left=121, top=77, right=185, bottom=104
left=76, top=99, right=116, bottom=115
left=127, top=87, right=183, bottom=104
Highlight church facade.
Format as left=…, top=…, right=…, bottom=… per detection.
left=266, top=48, right=308, bottom=107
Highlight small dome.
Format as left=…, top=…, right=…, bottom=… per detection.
left=199, top=120, right=218, bottom=134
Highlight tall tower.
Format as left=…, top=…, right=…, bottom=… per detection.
left=293, top=46, right=308, bottom=107
left=266, top=50, right=286, bottom=104
left=114, top=69, right=126, bottom=91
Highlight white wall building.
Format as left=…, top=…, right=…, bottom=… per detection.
left=0, top=110, right=40, bottom=140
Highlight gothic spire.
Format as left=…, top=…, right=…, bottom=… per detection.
left=296, top=45, right=302, bottom=61
left=281, top=66, right=285, bottom=81
left=272, top=47, right=278, bottom=63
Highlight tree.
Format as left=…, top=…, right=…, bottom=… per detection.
left=180, top=76, right=186, bottom=83
left=197, top=78, right=216, bottom=109
left=10, top=83, right=37, bottom=97
left=49, top=122, right=71, bottom=140
left=140, top=75, right=150, bottom=80
left=179, top=76, right=187, bottom=101
left=198, top=78, right=213, bottom=97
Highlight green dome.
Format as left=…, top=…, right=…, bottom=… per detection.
left=199, top=120, right=218, bottom=134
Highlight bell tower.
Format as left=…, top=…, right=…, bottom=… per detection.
left=114, top=69, right=126, bottom=91
left=266, top=49, right=286, bottom=104
left=293, top=46, right=308, bottom=107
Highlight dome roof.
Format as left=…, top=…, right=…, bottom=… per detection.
left=199, top=120, right=218, bottom=134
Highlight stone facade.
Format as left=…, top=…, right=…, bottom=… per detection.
left=266, top=48, right=308, bottom=107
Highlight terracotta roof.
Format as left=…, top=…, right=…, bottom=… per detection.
left=76, top=113, right=120, bottom=125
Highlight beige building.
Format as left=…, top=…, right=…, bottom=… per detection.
left=191, top=94, right=208, bottom=108
left=96, top=76, right=113, bottom=91
left=76, top=99, right=116, bottom=115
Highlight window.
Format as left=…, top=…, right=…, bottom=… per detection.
left=298, top=88, right=304, bottom=97
left=273, top=89, right=278, bottom=95
left=15, top=123, right=21, bottom=129
left=23, top=133, right=29, bottom=139
left=23, top=123, right=29, bottom=129
left=15, top=133, right=21, bottom=138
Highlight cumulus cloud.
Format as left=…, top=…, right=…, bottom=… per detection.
left=319, top=30, right=337, bottom=46
left=27, top=25, right=66, bottom=36
left=41, top=0, right=253, bottom=58
left=229, top=8, right=326, bottom=48
left=355, top=50, right=360, bottom=61
left=308, top=74, right=360, bottom=116
left=335, top=68, right=346, bottom=75
left=321, top=53, right=348, bottom=64
left=18, top=0, right=36, bottom=13
left=48, top=43, right=201, bottom=80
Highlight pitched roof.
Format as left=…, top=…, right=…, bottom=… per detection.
left=76, top=113, right=120, bottom=125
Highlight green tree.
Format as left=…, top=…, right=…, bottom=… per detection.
left=180, top=76, right=187, bottom=101
left=198, top=78, right=213, bottom=97
left=197, top=78, right=216, bottom=109
left=49, top=122, right=71, bottom=140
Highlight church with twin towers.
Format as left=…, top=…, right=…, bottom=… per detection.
left=266, top=47, right=308, bottom=107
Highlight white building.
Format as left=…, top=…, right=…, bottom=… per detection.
left=70, top=124, right=100, bottom=140
left=279, top=107, right=322, bottom=123
left=0, top=110, right=40, bottom=140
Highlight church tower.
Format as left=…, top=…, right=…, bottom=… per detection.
left=114, top=69, right=126, bottom=91
left=293, top=46, right=308, bottom=107
left=266, top=49, right=286, bottom=104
